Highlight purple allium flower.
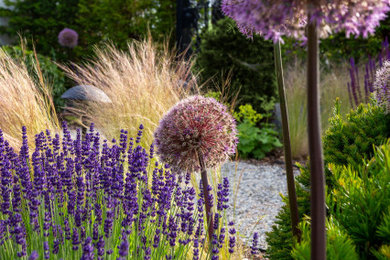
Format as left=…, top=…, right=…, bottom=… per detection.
left=154, top=95, right=238, bottom=173
left=58, top=28, right=78, bottom=48
left=222, top=0, right=390, bottom=43
left=373, top=59, right=390, bottom=112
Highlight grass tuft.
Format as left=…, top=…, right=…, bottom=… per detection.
left=63, top=37, right=198, bottom=147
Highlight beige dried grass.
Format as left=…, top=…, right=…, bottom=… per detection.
left=285, top=60, right=352, bottom=159
left=0, top=46, right=59, bottom=149
left=63, top=38, right=198, bottom=147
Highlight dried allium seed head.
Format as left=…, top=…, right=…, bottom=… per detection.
left=154, top=95, right=238, bottom=172
left=373, top=60, right=390, bottom=113
left=58, top=28, right=78, bottom=48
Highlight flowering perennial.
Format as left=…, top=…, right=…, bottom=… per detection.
left=373, top=59, right=390, bottom=112
left=154, top=95, right=238, bottom=173
left=0, top=123, right=236, bottom=259
left=58, top=28, right=78, bottom=48
left=222, top=0, right=390, bottom=42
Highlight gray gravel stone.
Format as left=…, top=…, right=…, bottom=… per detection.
left=220, top=161, right=299, bottom=250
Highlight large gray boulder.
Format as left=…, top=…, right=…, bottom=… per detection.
left=61, top=85, right=111, bottom=103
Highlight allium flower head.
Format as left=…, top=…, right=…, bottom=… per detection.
left=222, top=0, right=390, bottom=43
left=154, top=95, right=238, bottom=172
left=373, top=60, right=390, bottom=113
left=58, top=28, right=78, bottom=48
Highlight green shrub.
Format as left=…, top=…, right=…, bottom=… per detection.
left=0, top=0, right=80, bottom=61
left=265, top=163, right=311, bottom=260
left=323, top=100, right=390, bottom=170
left=291, top=217, right=359, bottom=260
left=195, top=17, right=276, bottom=114
left=328, top=141, right=390, bottom=258
left=233, top=104, right=281, bottom=160
left=0, top=0, right=175, bottom=62
left=2, top=45, right=66, bottom=111
left=266, top=101, right=390, bottom=259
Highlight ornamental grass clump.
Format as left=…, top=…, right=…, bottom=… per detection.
left=63, top=37, right=196, bottom=149
left=0, top=48, right=59, bottom=150
left=0, top=122, right=238, bottom=259
left=154, top=95, right=238, bottom=242
left=373, top=60, right=390, bottom=113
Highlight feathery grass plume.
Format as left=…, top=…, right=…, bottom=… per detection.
left=154, top=95, right=238, bottom=241
left=63, top=37, right=196, bottom=148
left=373, top=60, right=390, bottom=113
left=0, top=47, right=59, bottom=149
left=58, top=28, right=78, bottom=48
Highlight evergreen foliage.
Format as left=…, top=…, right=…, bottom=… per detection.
left=323, top=100, right=390, bottom=170
left=194, top=17, right=276, bottom=114
left=266, top=101, right=390, bottom=259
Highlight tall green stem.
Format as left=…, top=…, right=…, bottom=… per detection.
left=197, top=150, right=214, bottom=241
left=307, top=3, right=326, bottom=259
left=273, top=41, right=301, bottom=241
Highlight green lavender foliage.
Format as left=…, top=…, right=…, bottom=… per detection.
left=291, top=217, right=359, bottom=260
left=195, top=17, right=276, bottom=114
left=1, top=45, right=66, bottom=110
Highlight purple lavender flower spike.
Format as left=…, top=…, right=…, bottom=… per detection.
left=251, top=232, right=259, bottom=255
left=81, top=237, right=94, bottom=260
left=58, top=28, right=78, bottom=48
left=28, top=251, right=39, bottom=260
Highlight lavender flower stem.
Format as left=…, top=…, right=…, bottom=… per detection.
left=307, top=7, right=326, bottom=260
left=274, top=41, right=301, bottom=241
left=197, top=150, right=214, bottom=241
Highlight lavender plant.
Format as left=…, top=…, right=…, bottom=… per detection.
left=154, top=95, right=238, bottom=242
left=58, top=28, right=78, bottom=48
left=0, top=122, right=237, bottom=259
left=348, top=38, right=390, bottom=107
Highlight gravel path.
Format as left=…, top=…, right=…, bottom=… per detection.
left=220, top=161, right=299, bottom=250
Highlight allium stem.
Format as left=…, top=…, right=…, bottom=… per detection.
left=273, top=41, right=301, bottom=242
left=307, top=6, right=326, bottom=260
left=197, top=150, right=214, bottom=241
